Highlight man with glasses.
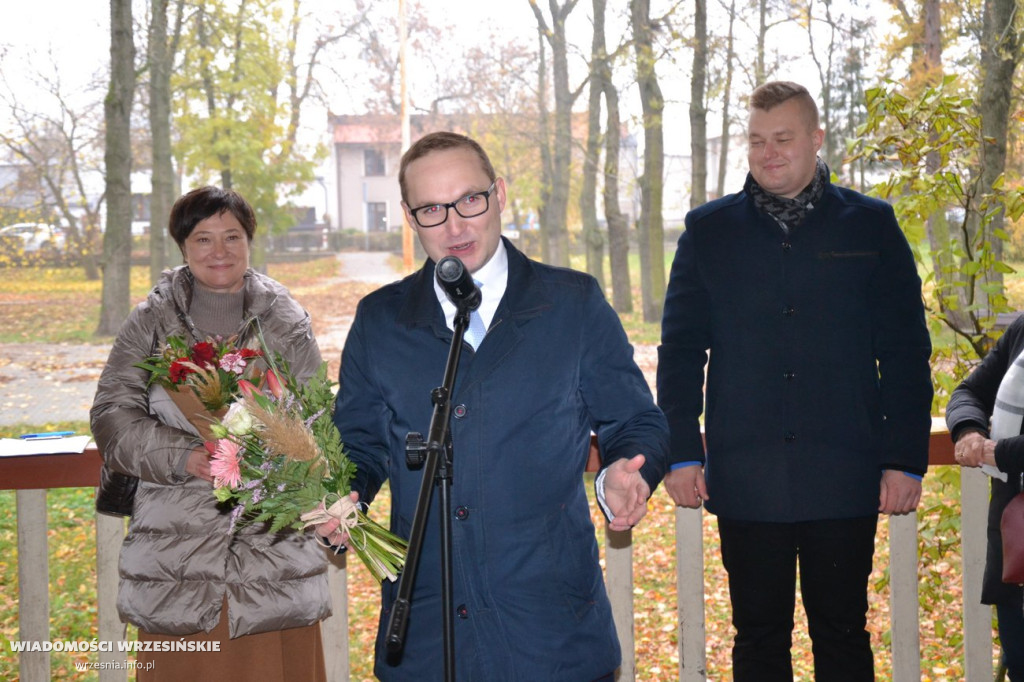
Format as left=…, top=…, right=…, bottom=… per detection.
left=327, top=131, right=669, bottom=680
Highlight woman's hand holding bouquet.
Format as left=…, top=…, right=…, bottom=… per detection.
left=139, top=334, right=407, bottom=583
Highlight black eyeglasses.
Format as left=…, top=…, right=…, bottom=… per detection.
left=408, top=182, right=496, bottom=228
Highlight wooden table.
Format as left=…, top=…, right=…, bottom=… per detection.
left=2, top=445, right=126, bottom=682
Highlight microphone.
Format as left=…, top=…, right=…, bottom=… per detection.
left=436, top=256, right=481, bottom=311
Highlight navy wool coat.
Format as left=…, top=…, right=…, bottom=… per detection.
left=657, top=180, right=933, bottom=522
left=334, top=238, right=669, bottom=681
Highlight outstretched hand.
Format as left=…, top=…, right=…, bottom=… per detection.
left=604, top=454, right=652, bottom=531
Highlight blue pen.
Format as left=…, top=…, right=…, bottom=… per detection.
left=19, top=431, right=75, bottom=440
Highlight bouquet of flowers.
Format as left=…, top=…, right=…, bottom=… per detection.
left=136, top=335, right=265, bottom=440
left=207, top=355, right=408, bottom=584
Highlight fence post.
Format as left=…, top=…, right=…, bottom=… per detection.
left=16, top=489, right=50, bottom=682
left=889, top=512, right=920, bottom=681
left=606, top=527, right=635, bottom=681
left=961, top=467, right=993, bottom=681
left=676, top=506, right=707, bottom=681
left=321, top=553, right=349, bottom=682
left=96, top=511, right=127, bottom=681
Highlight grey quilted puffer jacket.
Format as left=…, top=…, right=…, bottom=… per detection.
left=90, top=266, right=331, bottom=638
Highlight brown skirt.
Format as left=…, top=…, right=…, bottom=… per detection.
left=136, top=603, right=326, bottom=682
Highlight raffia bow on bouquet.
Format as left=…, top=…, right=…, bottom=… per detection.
left=300, top=494, right=407, bottom=583
left=207, top=357, right=408, bottom=584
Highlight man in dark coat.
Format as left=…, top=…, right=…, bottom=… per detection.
left=326, top=131, right=669, bottom=681
left=656, top=81, right=933, bottom=680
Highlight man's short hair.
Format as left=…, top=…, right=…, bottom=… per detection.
left=750, top=81, right=820, bottom=130
left=168, top=186, right=257, bottom=253
left=399, top=131, right=497, bottom=204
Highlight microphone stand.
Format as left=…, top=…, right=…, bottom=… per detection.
left=386, top=305, right=470, bottom=681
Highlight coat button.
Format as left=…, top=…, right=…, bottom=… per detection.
left=783, top=371, right=796, bottom=380
left=784, top=431, right=797, bottom=443
left=456, top=604, right=468, bottom=619
left=454, top=506, right=470, bottom=520
left=453, top=404, right=467, bottom=419
left=782, top=306, right=795, bottom=316
left=782, top=241, right=792, bottom=251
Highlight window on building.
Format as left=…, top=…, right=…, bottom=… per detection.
left=364, top=148, right=386, bottom=176
left=131, top=193, right=150, bottom=221
left=367, top=202, right=387, bottom=232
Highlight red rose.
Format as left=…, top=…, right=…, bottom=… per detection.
left=169, top=360, right=194, bottom=383
left=190, top=342, right=217, bottom=367
left=239, top=348, right=262, bottom=359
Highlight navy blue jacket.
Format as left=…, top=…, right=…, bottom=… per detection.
left=657, top=180, right=933, bottom=522
left=334, top=238, right=669, bottom=680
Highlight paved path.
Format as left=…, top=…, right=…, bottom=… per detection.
left=0, top=252, right=402, bottom=427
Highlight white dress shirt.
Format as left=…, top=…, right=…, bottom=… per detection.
left=432, top=239, right=509, bottom=336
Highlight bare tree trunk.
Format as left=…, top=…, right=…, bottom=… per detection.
left=632, top=0, right=666, bottom=323
left=756, top=0, right=768, bottom=83
left=918, top=0, right=960, bottom=329
left=97, top=0, right=136, bottom=336
left=148, top=0, right=175, bottom=284
left=604, top=77, right=632, bottom=313
left=536, top=32, right=552, bottom=264
left=529, top=0, right=578, bottom=268
left=580, top=0, right=608, bottom=287
left=805, top=0, right=838, bottom=169
left=973, top=0, right=1021, bottom=346
left=716, top=0, right=737, bottom=198
left=690, top=0, right=708, bottom=208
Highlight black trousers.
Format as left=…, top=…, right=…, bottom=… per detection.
left=718, top=516, right=878, bottom=682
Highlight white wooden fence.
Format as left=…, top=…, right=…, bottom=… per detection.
left=5, top=424, right=997, bottom=681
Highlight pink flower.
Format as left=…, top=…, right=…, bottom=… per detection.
left=210, top=439, right=243, bottom=488
left=219, top=351, right=247, bottom=374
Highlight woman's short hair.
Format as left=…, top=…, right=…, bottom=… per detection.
left=168, top=186, right=257, bottom=250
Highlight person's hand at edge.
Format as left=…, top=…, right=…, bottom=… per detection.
left=954, top=430, right=996, bottom=468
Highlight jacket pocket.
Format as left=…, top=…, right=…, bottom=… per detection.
left=543, top=504, right=600, bottom=622
left=817, top=250, right=880, bottom=259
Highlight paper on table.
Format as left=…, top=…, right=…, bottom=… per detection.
left=0, top=436, right=93, bottom=457
left=982, top=463, right=1009, bottom=482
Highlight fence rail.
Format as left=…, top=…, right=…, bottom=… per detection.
left=4, top=422, right=994, bottom=681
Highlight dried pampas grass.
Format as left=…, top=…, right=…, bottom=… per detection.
left=246, top=401, right=321, bottom=464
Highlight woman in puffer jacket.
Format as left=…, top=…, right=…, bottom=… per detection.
left=90, top=186, right=331, bottom=681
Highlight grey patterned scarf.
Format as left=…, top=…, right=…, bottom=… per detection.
left=746, top=157, right=829, bottom=233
